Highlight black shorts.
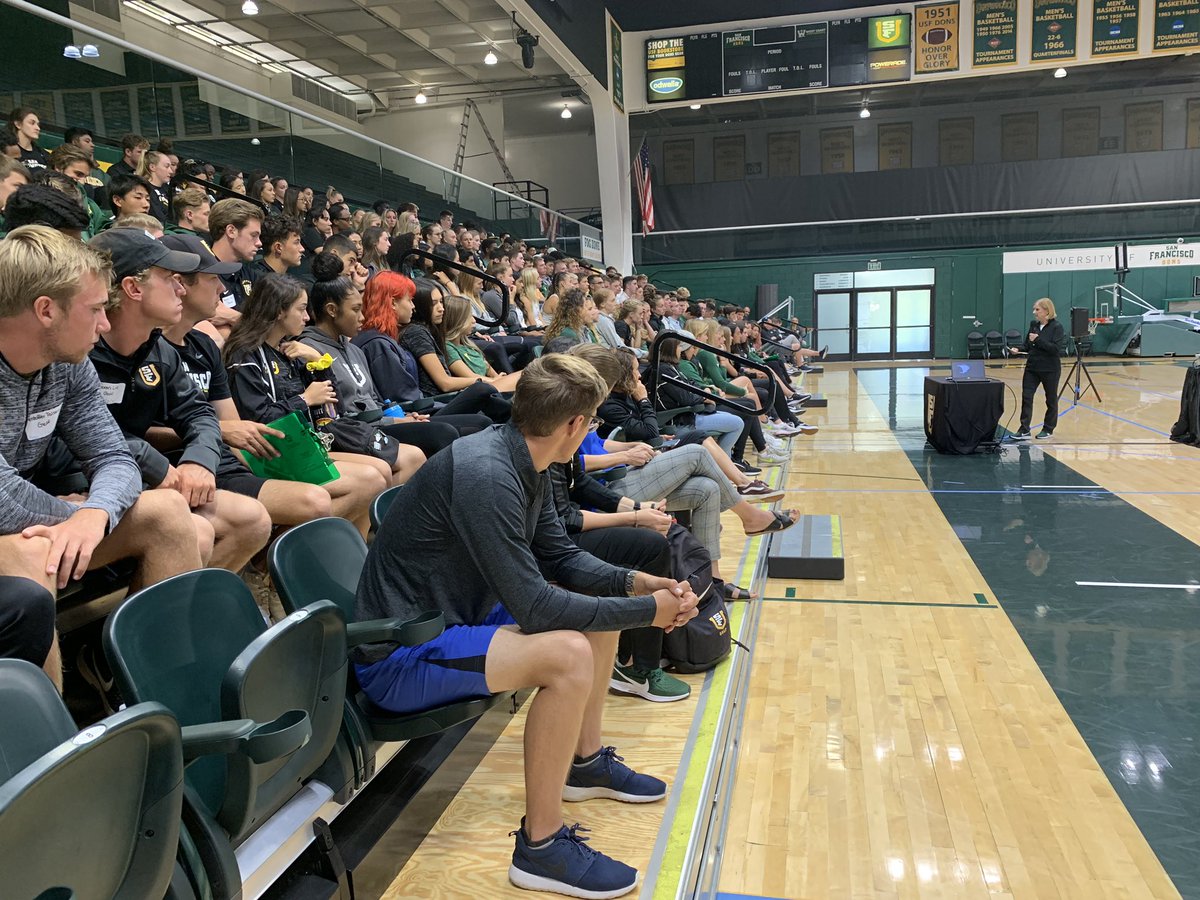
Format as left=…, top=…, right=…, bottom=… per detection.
left=0, top=575, right=55, bottom=667
left=214, top=447, right=267, bottom=499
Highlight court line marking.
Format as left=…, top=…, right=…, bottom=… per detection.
left=760, top=596, right=997, bottom=609
left=1074, top=402, right=1173, bottom=437
left=1076, top=581, right=1200, bottom=590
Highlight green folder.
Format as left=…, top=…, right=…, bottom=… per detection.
left=242, top=411, right=340, bottom=485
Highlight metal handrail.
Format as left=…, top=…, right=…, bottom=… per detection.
left=645, top=331, right=777, bottom=417
left=397, top=248, right=508, bottom=329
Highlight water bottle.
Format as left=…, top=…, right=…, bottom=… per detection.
left=382, top=400, right=406, bottom=419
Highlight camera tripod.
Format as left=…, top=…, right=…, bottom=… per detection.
left=1058, top=341, right=1101, bottom=404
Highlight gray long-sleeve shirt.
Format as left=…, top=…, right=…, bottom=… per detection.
left=354, top=423, right=657, bottom=664
left=0, top=352, right=142, bottom=533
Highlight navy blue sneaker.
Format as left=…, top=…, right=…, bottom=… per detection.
left=510, top=820, right=638, bottom=898
left=563, top=746, right=666, bottom=803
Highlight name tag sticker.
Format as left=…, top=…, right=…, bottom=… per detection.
left=221, top=291, right=237, bottom=308
left=25, top=404, right=62, bottom=440
left=100, top=381, right=126, bottom=405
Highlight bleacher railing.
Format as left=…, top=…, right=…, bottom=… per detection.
left=1, top=0, right=600, bottom=252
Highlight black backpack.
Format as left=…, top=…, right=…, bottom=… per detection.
left=661, top=524, right=735, bottom=674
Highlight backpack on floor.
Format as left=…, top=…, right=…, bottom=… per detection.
left=662, top=524, right=733, bottom=674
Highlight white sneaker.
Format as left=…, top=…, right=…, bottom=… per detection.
left=757, top=447, right=790, bottom=464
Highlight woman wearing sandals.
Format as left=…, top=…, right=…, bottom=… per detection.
left=568, top=344, right=799, bottom=600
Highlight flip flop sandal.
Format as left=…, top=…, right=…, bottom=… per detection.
left=724, top=583, right=756, bottom=600
left=745, top=509, right=799, bottom=536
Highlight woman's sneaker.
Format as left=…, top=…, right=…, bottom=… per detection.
left=736, top=480, right=786, bottom=503
left=733, top=458, right=763, bottom=475
left=510, top=819, right=638, bottom=899
left=563, top=746, right=667, bottom=803
left=610, top=663, right=690, bottom=702
left=757, top=447, right=791, bottom=465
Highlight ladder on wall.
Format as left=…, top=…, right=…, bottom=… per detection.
left=449, top=98, right=515, bottom=205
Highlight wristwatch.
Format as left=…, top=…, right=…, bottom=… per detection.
left=624, top=569, right=638, bottom=596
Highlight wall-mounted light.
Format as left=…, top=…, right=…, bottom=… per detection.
left=250, top=137, right=261, bottom=145
left=560, top=103, right=572, bottom=119
left=859, top=105, right=871, bottom=119
left=484, top=48, right=498, bottom=65
left=689, top=104, right=701, bottom=110
left=1054, top=66, right=1067, bottom=78
left=63, top=45, right=82, bottom=58
left=414, top=90, right=428, bottom=104
left=81, top=44, right=100, bottom=57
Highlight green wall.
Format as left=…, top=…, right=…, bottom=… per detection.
left=646, top=242, right=1200, bottom=358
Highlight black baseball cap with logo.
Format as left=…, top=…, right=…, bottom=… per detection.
left=89, top=228, right=201, bottom=280
left=160, top=233, right=242, bottom=275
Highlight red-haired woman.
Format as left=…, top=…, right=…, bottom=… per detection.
left=354, top=270, right=498, bottom=429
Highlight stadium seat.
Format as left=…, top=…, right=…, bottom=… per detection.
left=0, top=659, right=183, bottom=900
left=269, top=517, right=509, bottom=745
left=370, top=484, right=404, bottom=531
left=1005, top=328, right=1023, bottom=354
left=103, top=569, right=348, bottom=850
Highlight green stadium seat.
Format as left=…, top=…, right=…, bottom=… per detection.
left=370, top=484, right=404, bottom=531
left=269, top=517, right=510, bottom=745
left=103, top=570, right=347, bottom=849
left=0, top=659, right=183, bottom=900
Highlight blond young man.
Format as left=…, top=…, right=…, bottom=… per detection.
left=0, top=226, right=209, bottom=689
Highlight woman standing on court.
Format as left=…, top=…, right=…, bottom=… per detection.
left=1011, top=297, right=1065, bottom=440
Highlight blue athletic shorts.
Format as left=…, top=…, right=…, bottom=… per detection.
left=354, top=603, right=515, bottom=714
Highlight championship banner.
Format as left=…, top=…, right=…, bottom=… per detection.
left=1062, top=107, right=1100, bottom=156
left=939, top=117, right=975, bottom=165
left=609, top=15, right=624, bottom=112
left=973, top=0, right=1018, bottom=66
left=1188, top=98, right=1200, bottom=149
left=915, top=3, right=961, bottom=73
left=1001, top=112, right=1038, bottom=161
left=1153, top=0, right=1200, bottom=50
left=1092, top=0, right=1140, bottom=55
left=1125, top=101, right=1164, bottom=151
left=1031, top=0, right=1077, bottom=60
left=878, top=123, right=913, bottom=170
left=820, top=127, right=855, bottom=174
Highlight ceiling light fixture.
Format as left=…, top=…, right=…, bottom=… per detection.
left=561, top=103, right=572, bottom=119
left=859, top=105, right=871, bottom=119
left=1054, top=66, right=1067, bottom=78
left=484, top=48, right=498, bottom=65
left=63, top=44, right=82, bottom=58
left=81, top=44, right=100, bottom=57
left=242, top=0, right=258, bottom=14
left=414, top=89, right=428, bottom=104
left=690, top=103, right=701, bottom=110
left=250, top=137, right=261, bottom=145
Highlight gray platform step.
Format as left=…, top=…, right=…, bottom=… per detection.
left=798, top=394, right=827, bottom=408
left=766, top=514, right=845, bottom=580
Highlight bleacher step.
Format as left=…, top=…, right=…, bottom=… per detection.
left=799, top=394, right=828, bottom=408
left=766, top=514, right=845, bottom=580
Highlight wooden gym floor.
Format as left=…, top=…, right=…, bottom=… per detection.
left=359, top=358, right=1200, bottom=900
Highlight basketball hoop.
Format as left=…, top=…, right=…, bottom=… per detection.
left=1088, top=316, right=1112, bottom=335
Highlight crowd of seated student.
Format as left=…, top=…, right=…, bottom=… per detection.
left=0, top=109, right=830, bottom=893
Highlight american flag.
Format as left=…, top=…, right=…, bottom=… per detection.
left=634, top=138, right=654, bottom=234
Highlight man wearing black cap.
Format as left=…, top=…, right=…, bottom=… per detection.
left=87, top=228, right=272, bottom=574
left=158, top=233, right=386, bottom=566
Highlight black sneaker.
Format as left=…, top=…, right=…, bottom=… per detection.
left=819, top=345, right=829, bottom=360
left=1012, top=429, right=1031, bottom=441
left=510, top=819, right=638, bottom=898
left=733, top=459, right=763, bottom=475
left=1035, top=430, right=1053, bottom=440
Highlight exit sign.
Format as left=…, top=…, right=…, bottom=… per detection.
left=867, top=260, right=882, bottom=271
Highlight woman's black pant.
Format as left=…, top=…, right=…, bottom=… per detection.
left=723, top=397, right=767, bottom=460
left=379, top=412, right=491, bottom=458
left=428, top=380, right=511, bottom=423
left=570, top=526, right=672, bottom=671
left=748, top=378, right=797, bottom=425
left=1020, top=364, right=1061, bottom=432
left=472, top=337, right=512, bottom=373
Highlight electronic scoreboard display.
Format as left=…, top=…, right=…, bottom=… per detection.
left=645, top=14, right=910, bottom=104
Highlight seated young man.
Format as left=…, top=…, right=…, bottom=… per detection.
left=353, top=354, right=699, bottom=898
left=86, top=228, right=272, bottom=574
left=101, top=173, right=152, bottom=230
left=157, top=232, right=388, bottom=544
left=168, top=186, right=211, bottom=237
left=0, top=226, right=208, bottom=689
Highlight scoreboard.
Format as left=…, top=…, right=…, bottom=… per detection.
left=645, top=14, right=911, bottom=104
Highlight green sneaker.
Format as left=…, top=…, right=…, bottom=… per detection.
left=609, top=663, right=690, bottom=703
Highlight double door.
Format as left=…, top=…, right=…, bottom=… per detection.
left=815, top=286, right=933, bottom=360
